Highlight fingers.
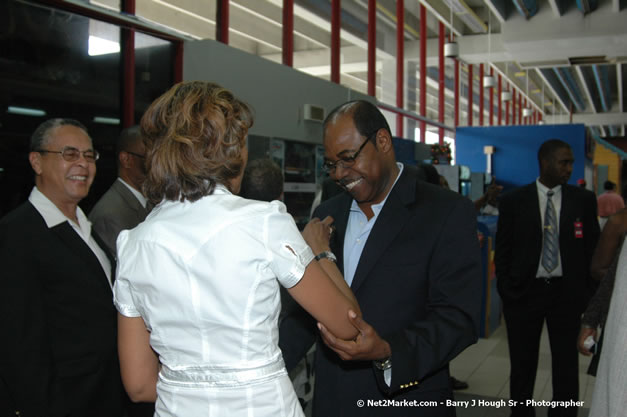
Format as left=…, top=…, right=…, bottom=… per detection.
left=320, top=216, right=334, bottom=226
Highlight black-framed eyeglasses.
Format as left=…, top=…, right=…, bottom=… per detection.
left=323, top=135, right=372, bottom=173
left=37, top=146, right=99, bottom=163
left=125, top=151, right=146, bottom=159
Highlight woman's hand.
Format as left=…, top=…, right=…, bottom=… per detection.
left=302, top=216, right=334, bottom=255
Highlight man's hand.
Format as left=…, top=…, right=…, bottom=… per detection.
left=577, top=326, right=597, bottom=356
left=318, top=310, right=391, bottom=361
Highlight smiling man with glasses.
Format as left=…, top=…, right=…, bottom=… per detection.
left=280, top=100, right=482, bottom=417
left=0, top=118, right=125, bottom=417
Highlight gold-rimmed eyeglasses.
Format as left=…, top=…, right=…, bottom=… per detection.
left=37, top=146, right=99, bottom=163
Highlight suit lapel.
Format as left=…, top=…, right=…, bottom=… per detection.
left=558, top=185, right=573, bottom=246
left=530, top=183, right=542, bottom=232
left=329, top=193, right=352, bottom=275
left=50, top=222, right=112, bottom=294
left=350, top=167, right=416, bottom=293
left=113, top=180, right=148, bottom=220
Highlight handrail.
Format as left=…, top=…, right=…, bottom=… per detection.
left=376, top=102, right=456, bottom=133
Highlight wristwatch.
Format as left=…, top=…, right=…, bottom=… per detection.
left=315, top=250, right=337, bottom=263
left=373, top=356, right=392, bottom=371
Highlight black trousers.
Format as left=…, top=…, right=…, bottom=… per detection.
left=503, top=278, right=581, bottom=417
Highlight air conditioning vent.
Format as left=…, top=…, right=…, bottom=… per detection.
left=303, top=104, right=325, bottom=122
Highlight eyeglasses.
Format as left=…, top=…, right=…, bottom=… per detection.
left=37, top=146, right=99, bottom=163
left=323, top=135, right=372, bottom=173
left=125, top=151, right=145, bottom=159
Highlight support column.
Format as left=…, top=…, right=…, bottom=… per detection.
left=396, top=0, right=404, bottom=137
left=174, top=42, right=184, bottom=84
left=479, top=64, right=484, bottom=126
left=512, top=89, right=517, bottom=125
left=282, top=0, right=293, bottom=67
left=216, top=0, right=229, bottom=44
left=468, top=64, right=473, bottom=126
left=489, top=68, right=494, bottom=126
left=497, top=73, right=502, bottom=126
left=331, top=0, right=340, bottom=84
left=368, top=0, right=376, bottom=97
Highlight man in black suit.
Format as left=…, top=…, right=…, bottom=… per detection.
left=0, top=119, right=124, bottom=416
left=281, top=100, right=482, bottom=416
left=495, top=139, right=600, bottom=417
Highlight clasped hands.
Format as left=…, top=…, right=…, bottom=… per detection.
left=318, top=310, right=391, bottom=362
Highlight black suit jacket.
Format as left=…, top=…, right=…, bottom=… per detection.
left=281, top=165, right=482, bottom=417
left=0, top=202, right=124, bottom=417
left=495, top=182, right=600, bottom=308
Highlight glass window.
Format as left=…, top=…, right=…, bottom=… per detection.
left=0, top=0, right=122, bottom=216
left=134, top=32, right=174, bottom=123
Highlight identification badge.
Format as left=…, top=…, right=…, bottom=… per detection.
left=574, top=220, right=583, bottom=238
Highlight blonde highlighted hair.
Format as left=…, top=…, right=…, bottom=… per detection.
left=140, top=81, right=253, bottom=203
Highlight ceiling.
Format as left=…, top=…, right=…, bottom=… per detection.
left=97, top=0, right=627, bottom=137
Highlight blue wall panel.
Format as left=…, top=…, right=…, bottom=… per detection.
left=455, top=124, right=586, bottom=191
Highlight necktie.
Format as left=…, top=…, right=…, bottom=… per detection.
left=542, top=190, right=558, bottom=273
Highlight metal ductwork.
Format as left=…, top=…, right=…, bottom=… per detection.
left=553, top=68, right=586, bottom=111
left=511, top=0, right=538, bottom=19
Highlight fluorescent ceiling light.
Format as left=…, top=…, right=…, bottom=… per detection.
left=7, top=106, right=46, bottom=116
left=93, top=116, right=120, bottom=125
left=88, top=35, right=120, bottom=56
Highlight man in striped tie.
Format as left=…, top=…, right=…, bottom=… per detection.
left=495, top=139, right=600, bottom=417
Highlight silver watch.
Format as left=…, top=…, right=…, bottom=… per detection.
left=314, top=250, right=337, bottom=263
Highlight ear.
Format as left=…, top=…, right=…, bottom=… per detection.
left=375, top=128, right=393, bottom=154
left=119, top=151, right=131, bottom=168
left=29, top=152, right=43, bottom=176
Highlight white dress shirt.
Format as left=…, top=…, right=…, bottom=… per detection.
left=28, top=186, right=112, bottom=286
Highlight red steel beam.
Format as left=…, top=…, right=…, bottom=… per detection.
left=174, top=42, right=184, bottom=84
left=497, top=73, right=502, bottom=126
left=368, top=0, right=376, bottom=97
left=396, top=0, right=404, bottom=137
left=331, top=0, right=340, bottom=83
left=468, top=64, right=473, bottom=126
left=505, top=84, right=510, bottom=125
left=479, top=64, right=484, bottom=126
left=216, top=0, right=229, bottom=44
left=282, top=0, right=294, bottom=67
left=489, top=67, right=494, bottom=126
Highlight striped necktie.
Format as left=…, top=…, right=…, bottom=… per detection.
left=542, top=190, right=558, bottom=273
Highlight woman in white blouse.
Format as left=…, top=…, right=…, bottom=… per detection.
left=114, top=81, right=360, bottom=417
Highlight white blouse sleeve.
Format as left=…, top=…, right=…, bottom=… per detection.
left=265, top=201, right=315, bottom=289
left=113, top=230, right=141, bottom=317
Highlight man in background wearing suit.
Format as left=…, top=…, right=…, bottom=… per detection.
left=0, top=119, right=124, bottom=416
left=495, top=139, right=600, bottom=417
left=281, top=100, right=482, bottom=417
left=89, top=126, right=149, bottom=256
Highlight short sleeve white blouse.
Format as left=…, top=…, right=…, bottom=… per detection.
left=113, top=185, right=314, bottom=369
